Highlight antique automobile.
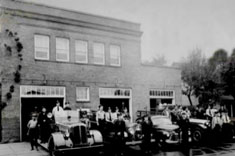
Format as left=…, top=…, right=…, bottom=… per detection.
left=47, top=111, right=103, bottom=156
left=150, top=115, right=180, bottom=146
left=188, top=118, right=211, bottom=143
left=135, top=115, right=180, bottom=147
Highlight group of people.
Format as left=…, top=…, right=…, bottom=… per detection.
left=205, top=105, right=232, bottom=141
left=96, top=105, right=130, bottom=133
left=95, top=104, right=132, bottom=155
left=27, top=101, right=71, bottom=151
left=161, top=104, right=232, bottom=144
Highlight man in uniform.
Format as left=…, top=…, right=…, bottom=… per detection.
left=52, top=100, right=64, bottom=123
left=38, top=107, right=49, bottom=143
left=114, top=113, right=126, bottom=156
left=96, top=105, right=105, bottom=134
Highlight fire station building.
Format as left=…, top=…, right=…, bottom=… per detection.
left=0, top=0, right=181, bottom=142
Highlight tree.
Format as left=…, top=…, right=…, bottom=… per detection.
left=181, top=49, right=207, bottom=105
left=221, top=48, right=235, bottom=104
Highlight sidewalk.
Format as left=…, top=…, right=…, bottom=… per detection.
left=0, top=142, right=48, bottom=156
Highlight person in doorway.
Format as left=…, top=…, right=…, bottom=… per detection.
left=47, top=112, right=56, bottom=133
left=31, top=106, right=39, bottom=118
left=64, top=101, right=72, bottom=110
left=142, top=115, right=153, bottom=154
left=27, top=113, right=39, bottom=151
left=114, top=113, right=126, bottom=156
left=38, top=107, right=49, bottom=143
left=96, top=105, right=105, bottom=134
left=105, top=107, right=113, bottom=123
left=122, top=107, right=130, bottom=121
left=52, top=100, right=64, bottom=122
left=112, top=106, right=119, bottom=122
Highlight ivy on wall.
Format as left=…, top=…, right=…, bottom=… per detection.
left=0, top=29, right=23, bottom=110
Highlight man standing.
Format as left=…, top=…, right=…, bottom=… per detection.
left=114, top=113, right=126, bottom=156
left=142, top=115, right=153, bottom=154
left=38, top=107, right=49, bottom=143
left=96, top=105, right=105, bottom=134
left=52, top=100, right=64, bottom=123
left=27, top=114, right=39, bottom=151
left=179, top=112, right=190, bottom=155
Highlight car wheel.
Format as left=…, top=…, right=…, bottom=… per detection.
left=192, top=128, right=203, bottom=143
left=48, top=137, right=58, bottom=156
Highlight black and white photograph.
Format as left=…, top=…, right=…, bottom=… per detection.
left=1, top=0, right=235, bottom=155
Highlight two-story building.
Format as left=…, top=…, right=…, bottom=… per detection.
left=0, top=0, right=181, bottom=142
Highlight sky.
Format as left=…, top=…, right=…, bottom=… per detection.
left=22, top=0, right=235, bottom=65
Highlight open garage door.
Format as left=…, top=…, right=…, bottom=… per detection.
left=100, top=98, right=129, bottom=112
left=99, top=88, right=132, bottom=120
left=21, top=98, right=64, bottom=141
left=20, top=85, right=66, bottom=141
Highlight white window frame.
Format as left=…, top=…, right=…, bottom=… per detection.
left=34, top=34, right=49, bottom=60
left=110, top=45, right=121, bottom=66
left=76, top=87, right=90, bottom=102
left=75, top=40, right=88, bottom=64
left=56, top=37, right=70, bottom=62
left=93, top=42, right=105, bottom=65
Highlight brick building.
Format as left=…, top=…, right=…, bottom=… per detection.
left=0, top=0, right=181, bottom=142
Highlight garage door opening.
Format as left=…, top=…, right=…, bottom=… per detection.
left=100, top=98, right=129, bottom=112
left=20, top=85, right=66, bottom=141
left=21, top=98, right=64, bottom=141
left=99, top=88, right=132, bottom=121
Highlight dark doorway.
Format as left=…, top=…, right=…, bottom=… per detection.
left=21, top=98, right=64, bottom=141
left=100, top=98, right=129, bottom=112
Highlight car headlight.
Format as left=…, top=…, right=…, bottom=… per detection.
left=128, top=127, right=135, bottom=135
left=65, top=131, right=70, bottom=138
left=163, top=131, right=170, bottom=137
left=205, top=122, right=211, bottom=127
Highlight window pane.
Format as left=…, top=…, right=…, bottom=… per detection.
left=75, top=40, right=88, bottom=63
left=34, top=35, right=49, bottom=60
left=93, top=43, right=105, bottom=65
left=110, top=45, right=120, bottom=66
left=56, top=38, right=69, bottom=61
left=76, top=87, right=89, bottom=101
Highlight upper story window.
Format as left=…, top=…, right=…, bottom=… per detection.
left=110, top=45, right=121, bottom=66
left=56, top=38, right=69, bottom=62
left=93, top=42, right=105, bottom=65
left=75, top=40, right=88, bottom=63
left=34, top=34, right=49, bottom=60
left=76, top=87, right=90, bottom=102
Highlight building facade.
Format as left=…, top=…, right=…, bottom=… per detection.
left=0, top=0, right=182, bottom=142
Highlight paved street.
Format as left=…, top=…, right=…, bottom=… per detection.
left=1, top=141, right=235, bottom=156
left=0, top=142, right=48, bottom=156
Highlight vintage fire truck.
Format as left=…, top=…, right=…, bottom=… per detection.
left=44, top=110, right=103, bottom=156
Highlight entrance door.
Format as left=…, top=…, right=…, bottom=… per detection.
left=100, top=98, right=129, bottom=112
left=21, top=98, right=64, bottom=141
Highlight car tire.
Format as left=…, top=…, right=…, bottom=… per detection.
left=192, top=128, right=203, bottom=143
left=48, top=137, right=58, bottom=156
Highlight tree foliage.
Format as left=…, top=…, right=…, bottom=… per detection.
left=220, top=49, right=235, bottom=102
left=181, top=49, right=207, bottom=105
left=181, top=48, right=229, bottom=106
